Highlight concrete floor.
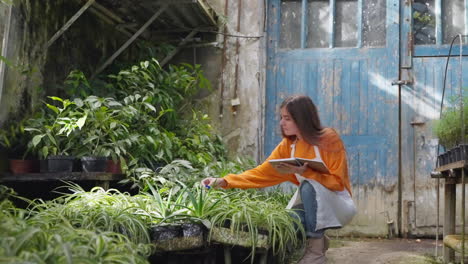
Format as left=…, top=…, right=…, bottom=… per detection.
left=327, top=238, right=443, bottom=264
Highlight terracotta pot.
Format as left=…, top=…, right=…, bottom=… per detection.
left=106, top=159, right=122, bottom=174
left=9, top=159, right=38, bottom=174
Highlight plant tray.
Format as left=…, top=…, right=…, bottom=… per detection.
left=437, top=144, right=468, bottom=167
left=210, top=226, right=269, bottom=249
left=153, top=235, right=204, bottom=252
left=151, top=223, right=205, bottom=252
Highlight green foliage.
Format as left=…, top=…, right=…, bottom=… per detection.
left=413, top=11, right=435, bottom=26
left=64, top=70, right=116, bottom=99
left=433, top=93, right=468, bottom=149
left=109, top=59, right=210, bottom=129
left=206, top=190, right=304, bottom=263
left=74, top=96, right=134, bottom=159
left=0, top=0, right=13, bottom=5
left=0, top=118, right=31, bottom=158
left=24, top=97, right=87, bottom=159
left=0, top=186, right=152, bottom=263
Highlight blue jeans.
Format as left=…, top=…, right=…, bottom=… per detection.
left=291, top=181, right=325, bottom=238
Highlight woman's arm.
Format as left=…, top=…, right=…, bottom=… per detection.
left=222, top=139, right=299, bottom=189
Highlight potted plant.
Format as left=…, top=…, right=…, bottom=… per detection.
left=73, top=96, right=132, bottom=172
left=25, top=97, right=86, bottom=172
left=0, top=119, right=38, bottom=174
left=433, top=93, right=468, bottom=165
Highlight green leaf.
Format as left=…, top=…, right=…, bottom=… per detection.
left=32, top=134, right=45, bottom=147
left=143, top=102, right=156, bottom=112
left=76, top=114, right=87, bottom=129
left=46, top=104, right=59, bottom=114
left=48, top=96, right=64, bottom=102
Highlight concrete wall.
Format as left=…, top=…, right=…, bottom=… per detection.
left=202, top=0, right=266, bottom=163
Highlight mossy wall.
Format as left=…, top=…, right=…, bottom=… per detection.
left=0, top=4, right=6, bottom=51
left=0, top=0, right=130, bottom=125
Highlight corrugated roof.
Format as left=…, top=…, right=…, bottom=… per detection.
left=88, top=0, right=219, bottom=42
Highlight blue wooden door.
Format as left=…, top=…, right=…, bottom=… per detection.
left=266, top=0, right=400, bottom=236
left=400, top=0, right=468, bottom=236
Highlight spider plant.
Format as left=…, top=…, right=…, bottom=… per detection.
left=0, top=190, right=152, bottom=263
left=207, top=189, right=304, bottom=263
left=28, top=182, right=153, bottom=245
left=145, top=182, right=188, bottom=224
left=179, top=185, right=231, bottom=228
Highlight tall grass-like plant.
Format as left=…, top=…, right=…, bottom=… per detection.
left=144, top=182, right=188, bottom=223
left=0, top=187, right=152, bottom=263
left=29, top=183, right=153, bottom=245
left=207, top=190, right=304, bottom=263
left=433, top=93, right=468, bottom=149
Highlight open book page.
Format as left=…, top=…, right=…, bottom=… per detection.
left=295, top=157, right=330, bottom=174
left=268, top=158, right=302, bottom=171
left=268, top=157, right=330, bottom=174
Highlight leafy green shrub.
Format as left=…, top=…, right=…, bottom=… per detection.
left=24, top=97, right=86, bottom=159
left=433, top=94, right=468, bottom=149
left=0, top=118, right=32, bottom=159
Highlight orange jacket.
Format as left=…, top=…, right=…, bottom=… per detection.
left=223, top=128, right=352, bottom=195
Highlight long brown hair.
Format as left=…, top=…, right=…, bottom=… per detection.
left=280, top=95, right=324, bottom=145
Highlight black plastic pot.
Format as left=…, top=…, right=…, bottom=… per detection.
left=181, top=223, right=205, bottom=237
left=40, top=155, right=75, bottom=173
left=441, top=152, right=449, bottom=166
left=437, top=154, right=445, bottom=167
left=151, top=225, right=182, bottom=242
left=460, top=144, right=468, bottom=161
left=81, top=156, right=107, bottom=172
left=448, top=149, right=454, bottom=163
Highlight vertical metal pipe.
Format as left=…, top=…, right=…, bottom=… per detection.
left=219, top=0, right=230, bottom=118
left=233, top=0, right=242, bottom=103
left=300, top=0, right=307, bottom=48
left=329, top=0, right=335, bottom=48
left=435, top=0, right=442, bottom=45
left=459, top=33, right=465, bottom=264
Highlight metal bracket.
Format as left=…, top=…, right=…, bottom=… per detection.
left=391, top=80, right=413, bottom=86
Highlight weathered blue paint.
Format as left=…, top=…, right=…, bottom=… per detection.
left=264, top=0, right=412, bottom=234
left=266, top=0, right=400, bottom=194
left=415, top=45, right=468, bottom=57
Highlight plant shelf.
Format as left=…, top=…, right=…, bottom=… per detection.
left=210, top=226, right=269, bottom=249
left=0, top=172, right=124, bottom=182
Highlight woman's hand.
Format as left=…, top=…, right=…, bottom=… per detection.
left=275, top=162, right=308, bottom=175
left=201, top=177, right=227, bottom=189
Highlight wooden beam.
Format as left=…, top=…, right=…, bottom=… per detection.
left=0, top=4, right=12, bottom=105
left=160, top=29, right=198, bottom=67
left=92, top=3, right=169, bottom=79
left=92, top=2, right=126, bottom=24
left=87, top=7, right=133, bottom=38
left=196, top=0, right=217, bottom=26
left=46, top=0, right=95, bottom=48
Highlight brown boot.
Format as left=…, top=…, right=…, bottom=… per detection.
left=298, top=237, right=327, bottom=264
